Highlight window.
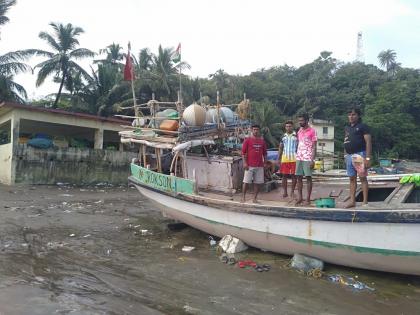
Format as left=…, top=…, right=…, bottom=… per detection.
left=0, top=120, right=11, bottom=145
left=323, top=127, right=328, bottom=135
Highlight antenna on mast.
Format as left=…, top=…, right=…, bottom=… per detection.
left=356, top=31, right=364, bottom=63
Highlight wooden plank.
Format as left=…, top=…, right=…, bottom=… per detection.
left=179, top=130, right=237, bottom=139
left=119, top=125, right=179, bottom=134
left=156, top=148, right=162, bottom=173
left=115, top=114, right=180, bottom=120
left=119, top=102, right=178, bottom=109
left=388, top=184, right=414, bottom=205
left=122, top=138, right=174, bottom=149
left=138, top=145, right=143, bottom=166
left=329, top=189, right=343, bottom=198
left=142, top=144, right=147, bottom=167
left=121, top=134, right=178, bottom=143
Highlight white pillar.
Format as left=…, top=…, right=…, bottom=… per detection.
left=94, top=128, right=104, bottom=149
left=10, top=114, right=20, bottom=185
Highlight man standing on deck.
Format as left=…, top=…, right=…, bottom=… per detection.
left=278, top=120, right=298, bottom=200
left=241, top=124, right=267, bottom=203
left=295, top=113, right=317, bottom=206
left=344, top=107, right=372, bottom=208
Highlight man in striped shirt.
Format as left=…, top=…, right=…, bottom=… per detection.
left=278, top=121, right=298, bottom=200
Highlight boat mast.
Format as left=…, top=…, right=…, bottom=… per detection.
left=217, top=90, right=221, bottom=129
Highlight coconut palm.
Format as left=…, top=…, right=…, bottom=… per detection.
left=0, top=74, right=26, bottom=102
left=251, top=101, right=283, bottom=147
left=0, top=51, right=31, bottom=102
left=0, top=0, right=30, bottom=102
left=378, top=49, right=397, bottom=72
left=0, top=0, right=15, bottom=29
left=137, top=48, right=153, bottom=72
left=95, top=43, right=124, bottom=67
left=151, top=45, right=190, bottom=96
left=22, top=22, right=94, bottom=108
left=209, top=69, right=229, bottom=89
left=79, top=64, right=126, bottom=115
left=63, top=68, right=84, bottom=95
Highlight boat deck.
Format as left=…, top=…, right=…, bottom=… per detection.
left=198, top=179, right=417, bottom=210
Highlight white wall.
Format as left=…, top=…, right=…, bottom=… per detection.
left=0, top=142, right=12, bottom=185
left=311, top=123, right=335, bottom=156
left=0, top=112, right=13, bottom=185
left=317, top=140, right=335, bottom=156
left=312, top=124, right=334, bottom=140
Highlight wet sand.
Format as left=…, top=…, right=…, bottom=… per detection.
left=0, top=184, right=419, bottom=315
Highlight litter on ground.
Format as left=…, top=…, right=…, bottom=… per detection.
left=182, top=246, right=195, bottom=252
left=328, top=274, right=375, bottom=291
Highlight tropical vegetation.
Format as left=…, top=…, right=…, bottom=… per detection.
left=0, top=0, right=15, bottom=27
left=0, top=1, right=419, bottom=159
left=0, top=0, right=30, bottom=102
left=20, top=22, right=94, bottom=108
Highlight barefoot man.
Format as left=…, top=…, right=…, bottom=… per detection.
left=295, top=113, right=317, bottom=206
left=241, top=124, right=267, bottom=203
left=278, top=120, right=298, bottom=200
left=344, top=107, right=372, bottom=208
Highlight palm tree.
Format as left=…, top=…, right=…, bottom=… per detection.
left=0, top=0, right=30, bottom=103
left=137, top=48, right=153, bottom=72
left=251, top=101, right=283, bottom=147
left=83, top=64, right=122, bottom=115
left=0, top=74, right=27, bottom=102
left=23, top=22, right=94, bottom=108
left=0, top=0, right=15, bottom=29
left=150, top=45, right=190, bottom=97
left=62, top=68, right=84, bottom=95
left=95, top=43, right=124, bottom=67
left=209, top=69, right=229, bottom=91
left=378, top=49, right=397, bottom=72
left=0, top=51, right=31, bottom=102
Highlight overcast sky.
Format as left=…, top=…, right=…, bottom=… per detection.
left=1, top=0, right=420, bottom=99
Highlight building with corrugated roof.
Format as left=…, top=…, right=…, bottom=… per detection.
left=0, top=102, right=135, bottom=185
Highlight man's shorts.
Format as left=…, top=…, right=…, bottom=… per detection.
left=280, top=162, right=296, bottom=175
left=295, top=160, right=312, bottom=177
left=243, top=167, right=264, bottom=184
left=345, top=151, right=367, bottom=177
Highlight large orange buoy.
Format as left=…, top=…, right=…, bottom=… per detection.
left=160, top=120, right=179, bottom=131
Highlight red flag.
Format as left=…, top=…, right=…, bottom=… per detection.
left=172, top=43, right=181, bottom=63
left=124, top=46, right=135, bottom=81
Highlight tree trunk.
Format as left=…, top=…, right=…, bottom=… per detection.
left=53, top=70, right=66, bottom=109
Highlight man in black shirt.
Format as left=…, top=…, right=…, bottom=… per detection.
left=344, top=108, right=372, bottom=208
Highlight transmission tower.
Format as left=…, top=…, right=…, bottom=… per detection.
left=356, top=31, right=364, bottom=62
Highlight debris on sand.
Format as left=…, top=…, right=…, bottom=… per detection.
left=290, top=254, right=324, bottom=272
left=219, top=235, right=248, bottom=254
left=182, top=246, right=195, bottom=252
left=328, top=274, right=375, bottom=291
left=209, top=236, right=217, bottom=247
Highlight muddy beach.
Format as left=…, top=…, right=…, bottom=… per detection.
left=0, top=184, right=419, bottom=315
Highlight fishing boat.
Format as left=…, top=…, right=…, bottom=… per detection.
left=119, top=97, right=420, bottom=276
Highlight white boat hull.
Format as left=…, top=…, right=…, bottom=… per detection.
left=134, top=184, right=420, bottom=275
